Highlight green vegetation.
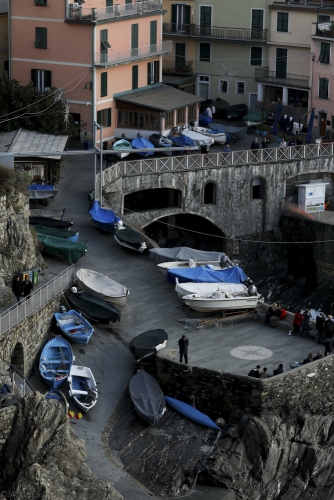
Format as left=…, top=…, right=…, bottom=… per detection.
left=0, top=165, right=31, bottom=196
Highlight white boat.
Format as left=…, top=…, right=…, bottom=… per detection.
left=76, top=268, right=130, bottom=308
left=149, top=247, right=225, bottom=264
left=182, top=289, right=261, bottom=313
left=112, top=139, right=131, bottom=159
left=158, top=260, right=222, bottom=277
left=192, top=126, right=227, bottom=145
left=181, top=128, right=214, bottom=147
left=68, top=365, right=98, bottom=413
left=175, top=280, right=247, bottom=299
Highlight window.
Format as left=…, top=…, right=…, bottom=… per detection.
left=252, top=178, right=264, bottom=200
left=177, top=107, right=185, bottom=124
left=250, top=47, right=262, bottom=66
left=31, top=69, right=51, bottom=92
left=199, top=43, right=211, bottom=62
left=35, top=27, right=47, bottom=49
left=150, top=20, right=157, bottom=52
left=131, top=24, right=138, bottom=57
left=171, top=4, right=191, bottom=33
left=101, top=72, right=107, bottom=97
left=118, top=110, right=159, bottom=130
left=319, top=78, right=329, bottom=99
left=147, top=61, right=160, bottom=85
left=319, top=15, right=330, bottom=23
left=236, top=81, right=245, bottom=94
left=204, top=182, right=216, bottom=205
left=97, top=108, right=111, bottom=127
left=219, top=80, right=228, bottom=93
left=34, top=0, right=47, bottom=5
left=100, top=30, right=111, bottom=64
left=188, top=104, right=196, bottom=121
left=277, top=12, right=288, bottom=32
left=165, top=112, right=174, bottom=128
left=251, top=9, right=264, bottom=38
left=132, top=65, right=138, bottom=90
left=200, top=6, right=212, bottom=35
left=319, top=42, right=330, bottom=64
left=106, top=0, right=113, bottom=6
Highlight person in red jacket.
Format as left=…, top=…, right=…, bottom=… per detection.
left=289, top=309, right=303, bottom=336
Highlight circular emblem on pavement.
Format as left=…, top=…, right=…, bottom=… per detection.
left=231, top=346, right=273, bottom=360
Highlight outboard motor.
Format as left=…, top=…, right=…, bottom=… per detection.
left=71, top=286, right=77, bottom=294
left=248, top=285, right=258, bottom=296
left=220, top=254, right=233, bottom=268
left=59, top=305, right=66, bottom=313
left=189, top=258, right=196, bottom=268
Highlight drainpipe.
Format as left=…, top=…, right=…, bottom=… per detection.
left=8, top=0, right=12, bottom=77
left=310, top=53, right=315, bottom=111
left=92, top=23, right=96, bottom=193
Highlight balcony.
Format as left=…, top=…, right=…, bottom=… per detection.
left=67, top=0, right=163, bottom=23
left=274, top=0, right=334, bottom=6
left=313, top=22, right=334, bottom=38
left=162, top=60, right=193, bottom=75
left=255, top=68, right=310, bottom=89
left=162, top=23, right=267, bottom=42
left=95, top=41, right=172, bottom=67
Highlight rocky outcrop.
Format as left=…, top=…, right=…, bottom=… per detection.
left=0, top=392, right=123, bottom=500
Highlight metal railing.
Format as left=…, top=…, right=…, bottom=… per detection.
left=255, top=68, right=310, bottom=88
left=12, top=371, right=33, bottom=398
left=96, top=41, right=172, bottom=66
left=162, top=59, right=193, bottom=74
left=163, top=23, right=267, bottom=41
left=0, top=266, right=74, bottom=337
left=67, top=0, right=162, bottom=21
left=281, top=0, right=334, bottom=6
left=282, top=201, right=334, bottom=224
left=314, top=22, right=334, bottom=38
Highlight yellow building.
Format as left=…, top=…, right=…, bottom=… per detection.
left=0, top=0, right=8, bottom=74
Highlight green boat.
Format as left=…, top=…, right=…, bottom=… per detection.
left=38, top=234, right=87, bottom=264
left=32, top=225, right=79, bottom=242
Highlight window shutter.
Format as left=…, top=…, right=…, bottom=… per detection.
left=185, top=5, right=190, bottom=25
left=132, top=65, right=138, bottom=89
left=147, top=62, right=152, bottom=85
left=35, top=27, right=47, bottom=48
left=320, top=42, right=330, bottom=64
left=250, top=47, right=262, bottom=66
left=31, top=69, right=37, bottom=86
left=106, top=0, right=113, bottom=6
left=44, top=70, right=51, bottom=88
left=150, top=20, right=157, bottom=49
left=97, top=110, right=101, bottom=125
left=319, top=78, right=329, bottom=98
left=171, top=4, right=177, bottom=25
left=154, top=60, right=160, bottom=83
left=131, top=24, right=138, bottom=50
left=101, top=72, right=107, bottom=96
left=101, top=30, right=111, bottom=49
left=200, top=43, right=211, bottom=61
left=107, top=108, right=111, bottom=127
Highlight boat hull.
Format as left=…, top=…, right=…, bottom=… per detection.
left=67, top=291, right=121, bottom=325
left=158, top=261, right=221, bottom=276
left=192, top=127, right=226, bottom=144
left=129, top=329, right=168, bottom=361
left=39, top=336, right=73, bottom=388
left=182, top=294, right=260, bottom=312
left=129, top=370, right=166, bottom=427
left=68, top=365, right=98, bottom=413
left=165, top=396, right=220, bottom=431
left=76, top=268, right=129, bottom=308
left=54, top=310, right=94, bottom=346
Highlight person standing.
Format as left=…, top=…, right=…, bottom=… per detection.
left=23, top=277, right=32, bottom=300
left=88, top=189, right=95, bottom=211
left=12, top=275, right=23, bottom=303
left=300, top=309, right=311, bottom=338
left=316, top=312, right=326, bottom=344
left=251, top=137, right=260, bottom=150
left=324, top=315, right=333, bottom=345
left=179, top=335, right=189, bottom=364
left=289, top=309, right=303, bottom=336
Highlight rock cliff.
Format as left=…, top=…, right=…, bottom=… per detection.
left=0, top=392, right=123, bottom=500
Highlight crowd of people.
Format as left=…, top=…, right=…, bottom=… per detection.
left=248, top=364, right=284, bottom=378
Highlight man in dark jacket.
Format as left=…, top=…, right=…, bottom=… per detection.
left=23, top=277, right=32, bottom=300
left=12, top=275, right=23, bottom=303
left=273, top=364, right=284, bottom=376
left=316, top=312, right=326, bottom=344
left=248, top=365, right=261, bottom=378
left=325, top=315, right=333, bottom=340
left=300, top=309, right=311, bottom=338
left=251, top=138, right=260, bottom=150
left=179, top=335, right=189, bottom=364
left=313, top=350, right=323, bottom=361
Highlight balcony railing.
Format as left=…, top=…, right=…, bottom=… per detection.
left=314, top=22, right=334, bottom=38
left=67, top=0, right=163, bottom=22
left=277, top=0, right=334, bottom=6
left=163, top=23, right=267, bottom=41
left=255, top=67, right=310, bottom=89
left=95, top=41, right=172, bottom=67
left=162, top=60, right=193, bottom=75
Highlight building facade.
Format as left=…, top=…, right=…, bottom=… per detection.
left=0, top=0, right=8, bottom=74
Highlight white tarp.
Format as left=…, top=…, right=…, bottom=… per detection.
left=149, top=247, right=224, bottom=263
left=76, top=268, right=128, bottom=299
left=175, top=281, right=247, bottom=298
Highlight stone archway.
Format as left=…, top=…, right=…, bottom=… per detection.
left=11, top=342, right=25, bottom=376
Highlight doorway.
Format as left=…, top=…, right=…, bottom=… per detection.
left=276, top=48, right=287, bottom=79
left=249, top=93, right=258, bottom=113
left=198, top=76, right=209, bottom=99
left=175, top=43, right=186, bottom=70
left=319, top=112, right=327, bottom=137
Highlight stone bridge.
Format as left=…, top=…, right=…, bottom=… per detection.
left=98, top=143, right=334, bottom=238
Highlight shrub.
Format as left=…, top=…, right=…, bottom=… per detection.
left=0, top=164, right=31, bottom=196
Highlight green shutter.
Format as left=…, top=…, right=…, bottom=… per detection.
left=171, top=4, right=177, bottom=29
left=132, top=65, right=138, bottom=89
left=101, top=29, right=111, bottom=49
left=154, top=60, right=160, bottom=84
left=97, top=110, right=101, bottom=125
left=44, top=70, right=51, bottom=88
left=175, top=42, right=186, bottom=69
left=250, top=47, right=262, bottom=66
left=319, top=78, right=329, bottom=98
left=147, top=62, right=152, bottom=85
left=107, top=108, right=111, bottom=127
left=276, top=48, right=287, bottom=78
left=106, top=0, right=113, bottom=6
left=131, top=24, right=138, bottom=56
left=319, top=42, right=330, bottom=64
left=200, top=6, right=211, bottom=26
left=35, top=27, right=47, bottom=49
left=277, top=13, right=288, bottom=32
left=185, top=5, right=190, bottom=25
left=251, top=9, right=263, bottom=30
left=199, top=43, right=211, bottom=62
left=150, top=20, right=157, bottom=51
left=31, top=69, right=37, bottom=86
left=101, top=72, right=107, bottom=96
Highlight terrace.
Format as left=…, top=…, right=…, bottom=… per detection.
left=66, top=0, right=163, bottom=23
left=162, top=23, right=267, bottom=42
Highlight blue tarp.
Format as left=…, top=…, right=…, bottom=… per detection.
left=29, top=184, right=55, bottom=191
left=198, top=114, right=213, bottom=126
left=306, top=109, right=315, bottom=144
left=167, top=266, right=248, bottom=284
left=131, top=137, right=154, bottom=156
left=89, top=201, right=120, bottom=233
left=169, top=135, right=195, bottom=147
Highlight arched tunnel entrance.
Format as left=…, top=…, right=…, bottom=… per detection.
left=144, top=214, right=226, bottom=252
left=11, top=342, right=25, bottom=375
left=124, top=188, right=181, bottom=213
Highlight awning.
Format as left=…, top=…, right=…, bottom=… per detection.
left=4, top=128, right=69, bottom=160
left=114, top=83, right=203, bottom=112
left=162, top=74, right=196, bottom=88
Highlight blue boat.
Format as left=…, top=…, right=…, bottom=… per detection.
left=89, top=201, right=121, bottom=233
left=167, top=265, right=248, bottom=285
left=131, top=135, right=154, bottom=157
left=39, top=336, right=74, bottom=388
left=165, top=396, right=221, bottom=431
left=45, top=388, right=64, bottom=402
left=54, top=310, right=94, bottom=345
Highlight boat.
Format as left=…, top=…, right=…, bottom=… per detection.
left=114, top=224, right=150, bottom=253
left=67, top=290, right=121, bottom=325
left=68, top=365, right=98, bottom=413
left=198, top=114, right=213, bottom=126
left=243, top=110, right=267, bottom=127
left=29, top=216, right=73, bottom=229
left=76, top=268, right=129, bottom=308
left=131, top=134, right=154, bottom=157
left=175, top=280, right=247, bottom=299
left=38, top=234, right=88, bottom=264
left=192, top=126, right=227, bottom=145
left=169, top=134, right=195, bottom=152
left=165, top=396, right=221, bottom=431
left=45, top=388, right=68, bottom=413
left=149, top=247, right=225, bottom=264
left=28, top=184, right=57, bottom=205
left=54, top=309, right=94, bottom=345
left=181, top=127, right=214, bottom=147
left=182, top=288, right=260, bottom=312
left=149, top=134, right=174, bottom=156
left=157, top=261, right=223, bottom=277
left=129, top=370, right=166, bottom=426
left=224, top=103, right=248, bottom=120
left=167, top=266, right=248, bottom=285
left=39, top=336, right=74, bottom=388
left=112, top=138, right=132, bottom=159
left=209, top=123, right=246, bottom=141
left=129, top=329, right=168, bottom=361
left=33, top=225, right=79, bottom=242
left=89, top=201, right=121, bottom=233
left=30, top=208, right=66, bottom=220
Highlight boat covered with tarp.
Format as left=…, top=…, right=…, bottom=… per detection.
left=67, top=290, right=121, bottom=325
left=38, top=234, right=87, bottom=264
left=149, top=247, right=225, bottom=264
left=243, top=110, right=267, bottom=126
left=209, top=122, right=246, bottom=141
left=129, top=329, right=168, bottom=361
left=76, top=268, right=129, bottom=307
left=112, top=138, right=131, bottom=159
left=167, top=266, right=248, bottom=285
left=181, top=128, right=214, bottom=146
left=175, top=281, right=247, bottom=298
left=192, top=126, right=226, bottom=144
left=39, top=336, right=74, bottom=388
left=165, top=396, right=221, bottom=431
left=149, top=134, right=173, bottom=156
left=28, top=184, right=57, bottom=203
left=169, top=134, right=195, bottom=151
left=131, top=135, right=154, bottom=157
left=114, top=224, right=150, bottom=253
left=33, top=225, right=79, bottom=242
left=129, top=370, right=166, bottom=426
left=30, top=208, right=65, bottom=220
left=89, top=201, right=121, bottom=233
left=29, top=216, right=73, bottom=229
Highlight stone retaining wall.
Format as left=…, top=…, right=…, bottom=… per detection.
left=0, top=406, right=16, bottom=452
left=156, top=349, right=334, bottom=419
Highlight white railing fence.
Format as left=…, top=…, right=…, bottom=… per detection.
left=0, top=265, right=74, bottom=337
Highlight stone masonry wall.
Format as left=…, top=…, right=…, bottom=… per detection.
left=157, top=349, right=334, bottom=419
left=0, top=406, right=16, bottom=452
left=0, top=293, right=62, bottom=377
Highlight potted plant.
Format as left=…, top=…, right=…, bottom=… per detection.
left=296, top=134, right=304, bottom=145
left=83, top=133, right=93, bottom=150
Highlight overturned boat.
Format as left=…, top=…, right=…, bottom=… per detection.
left=131, top=135, right=154, bottom=157
left=67, top=289, right=121, bottom=325
left=129, top=329, right=168, bottom=361
left=76, top=268, right=129, bottom=308
left=129, top=370, right=166, bottom=427
left=30, top=216, right=73, bottom=230
left=28, top=184, right=57, bottom=206
left=114, top=222, right=150, bottom=253
left=89, top=201, right=121, bottom=234
left=165, top=396, right=221, bottom=431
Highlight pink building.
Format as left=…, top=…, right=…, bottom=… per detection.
left=310, top=9, right=334, bottom=140
left=9, top=0, right=200, bottom=145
